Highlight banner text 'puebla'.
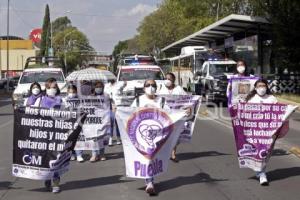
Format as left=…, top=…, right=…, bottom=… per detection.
left=116, top=107, right=185, bottom=179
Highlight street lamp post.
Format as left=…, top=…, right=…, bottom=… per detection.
left=6, top=0, right=10, bottom=92
left=63, top=29, right=76, bottom=75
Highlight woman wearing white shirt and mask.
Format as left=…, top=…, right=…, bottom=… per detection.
left=245, top=79, right=277, bottom=186
left=158, top=72, right=186, bottom=162
left=131, top=79, right=167, bottom=195
left=227, top=60, right=254, bottom=98
left=158, top=72, right=186, bottom=95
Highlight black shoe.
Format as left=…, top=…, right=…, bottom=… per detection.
left=44, top=180, right=51, bottom=191
left=170, top=157, right=179, bottom=163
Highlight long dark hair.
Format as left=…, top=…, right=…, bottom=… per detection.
left=245, top=79, right=271, bottom=102
left=236, top=60, right=250, bottom=76
left=29, top=82, right=42, bottom=96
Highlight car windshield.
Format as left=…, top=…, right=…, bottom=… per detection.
left=20, top=71, right=65, bottom=84
left=209, top=64, right=236, bottom=75
left=119, top=68, right=164, bottom=81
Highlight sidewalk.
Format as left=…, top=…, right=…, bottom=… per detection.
left=277, top=96, right=300, bottom=112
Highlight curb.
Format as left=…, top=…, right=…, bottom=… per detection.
left=277, top=97, right=300, bottom=112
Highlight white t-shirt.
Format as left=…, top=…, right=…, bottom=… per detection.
left=131, top=94, right=165, bottom=108
left=247, top=94, right=278, bottom=104
left=158, top=85, right=187, bottom=95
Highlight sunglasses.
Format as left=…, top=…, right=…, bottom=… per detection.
left=145, top=83, right=157, bottom=88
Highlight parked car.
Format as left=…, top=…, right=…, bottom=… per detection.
left=0, top=76, right=20, bottom=90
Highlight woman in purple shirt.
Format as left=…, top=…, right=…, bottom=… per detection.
left=39, top=78, right=62, bottom=193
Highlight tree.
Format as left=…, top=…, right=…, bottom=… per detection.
left=53, top=27, right=94, bottom=72
left=40, top=4, right=51, bottom=57
left=52, top=16, right=72, bottom=35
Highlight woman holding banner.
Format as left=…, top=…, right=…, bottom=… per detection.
left=226, top=60, right=254, bottom=98
left=245, top=79, right=278, bottom=186
left=131, top=79, right=168, bottom=195
left=23, top=82, right=43, bottom=106
left=158, top=72, right=187, bottom=162
left=37, top=78, right=62, bottom=193
left=88, top=81, right=110, bottom=162
left=63, top=85, right=81, bottom=162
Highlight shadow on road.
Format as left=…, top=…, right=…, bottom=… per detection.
left=267, top=167, right=300, bottom=182
left=143, top=172, right=227, bottom=194
left=30, top=175, right=132, bottom=192
left=0, top=113, right=13, bottom=116
left=0, top=181, right=22, bottom=190
left=271, top=149, right=290, bottom=157
left=177, top=151, right=231, bottom=161
left=105, top=151, right=124, bottom=160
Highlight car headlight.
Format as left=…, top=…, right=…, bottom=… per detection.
left=12, top=93, right=23, bottom=101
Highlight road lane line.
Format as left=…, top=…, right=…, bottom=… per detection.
left=0, top=120, right=13, bottom=129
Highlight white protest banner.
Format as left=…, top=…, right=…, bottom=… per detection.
left=66, top=96, right=111, bottom=150
left=229, top=103, right=297, bottom=171
left=116, top=107, right=185, bottom=179
left=160, top=95, right=201, bottom=143
left=228, top=77, right=259, bottom=107
left=12, top=107, right=86, bottom=180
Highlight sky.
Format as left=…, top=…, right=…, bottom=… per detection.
left=0, top=0, right=162, bottom=53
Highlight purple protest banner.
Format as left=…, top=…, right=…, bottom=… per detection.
left=229, top=103, right=297, bottom=171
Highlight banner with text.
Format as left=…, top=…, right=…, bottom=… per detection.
left=116, top=107, right=185, bottom=179
left=12, top=107, right=86, bottom=180
left=230, top=103, right=297, bottom=171
left=65, top=96, right=111, bottom=150
left=161, top=95, right=201, bottom=143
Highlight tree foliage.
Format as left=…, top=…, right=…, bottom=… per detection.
left=40, top=4, right=51, bottom=57
left=53, top=27, right=94, bottom=72
left=112, top=0, right=300, bottom=71
left=52, top=16, right=72, bottom=36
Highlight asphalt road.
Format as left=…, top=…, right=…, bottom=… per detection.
left=0, top=98, right=300, bottom=200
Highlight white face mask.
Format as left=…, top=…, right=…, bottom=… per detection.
left=256, top=87, right=267, bottom=96
left=145, top=86, right=156, bottom=95
left=164, top=79, right=172, bottom=87
left=68, top=93, right=76, bottom=98
left=237, top=66, right=246, bottom=74
left=46, top=88, right=57, bottom=97
left=95, top=88, right=103, bottom=94
left=32, top=88, right=40, bottom=95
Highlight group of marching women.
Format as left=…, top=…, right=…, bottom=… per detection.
left=22, top=61, right=294, bottom=195
left=23, top=72, right=186, bottom=194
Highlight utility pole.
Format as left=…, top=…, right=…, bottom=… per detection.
left=6, top=0, right=10, bottom=92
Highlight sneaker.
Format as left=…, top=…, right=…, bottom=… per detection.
left=259, top=173, right=269, bottom=186
left=77, top=155, right=84, bottom=163
left=89, top=155, right=99, bottom=163
left=108, top=137, right=113, bottom=146
left=100, top=156, right=107, bottom=161
left=70, top=155, right=76, bottom=161
left=145, top=182, right=156, bottom=195
left=52, top=186, right=60, bottom=193
left=44, top=180, right=51, bottom=191
left=116, top=139, right=122, bottom=145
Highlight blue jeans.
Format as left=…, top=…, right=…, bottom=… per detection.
left=110, top=113, right=120, bottom=137
left=145, top=177, right=154, bottom=185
